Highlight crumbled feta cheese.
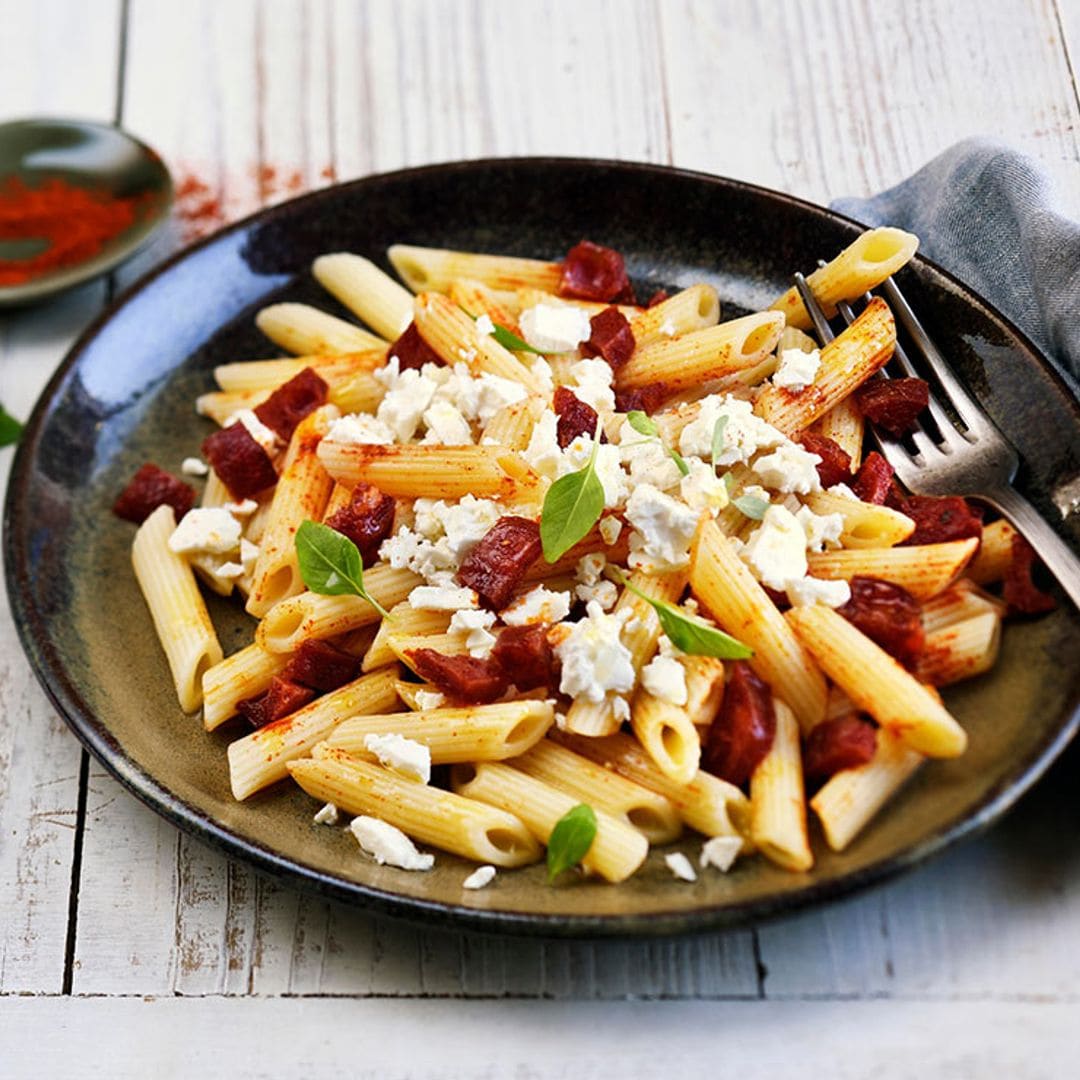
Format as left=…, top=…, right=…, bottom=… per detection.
left=462, top=864, right=497, bottom=890
left=501, top=585, right=572, bottom=627
left=678, top=395, right=785, bottom=465
left=659, top=318, right=677, bottom=337
left=785, top=576, right=852, bottom=608
left=665, top=852, right=698, bottom=882
left=167, top=507, right=243, bottom=556
left=611, top=694, right=631, bottom=723
left=363, top=733, right=432, bottom=783
left=618, top=417, right=683, bottom=491
left=439, top=496, right=504, bottom=560
left=753, top=442, right=823, bottom=495
left=700, top=835, right=743, bottom=873
left=522, top=409, right=564, bottom=480
left=526, top=355, right=555, bottom=395
left=214, top=561, right=246, bottom=579
left=408, top=585, right=480, bottom=611
left=599, top=515, right=623, bottom=544
left=414, top=689, right=446, bottom=711
left=519, top=303, right=592, bottom=354
left=563, top=435, right=628, bottom=509
left=641, top=654, right=688, bottom=706
left=475, top=313, right=496, bottom=336
left=449, top=608, right=498, bottom=657
left=375, top=354, right=402, bottom=388
left=575, top=553, right=607, bottom=586
left=624, top=484, right=701, bottom=571
left=568, top=358, right=616, bottom=414
left=575, top=579, right=618, bottom=610
left=435, top=363, right=527, bottom=425
left=742, top=505, right=808, bottom=590
left=328, top=413, right=395, bottom=445
left=377, top=368, right=439, bottom=442
left=828, top=482, right=859, bottom=501
left=795, top=505, right=844, bottom=552
left=239, top=538, right=260, bottom=571
left=229, top=408, right=280, bottom=454
left=772, top=347, right=821, bottom=391
left=349, top=816, right=434, bottom=870
left=223, top=499, right=259, bottom=517
left=554, top=601, right=636, bottom=703
left=181, top=457, right=209, bottom=476
left=421, top=399, right=473, bottom=445
left=313, top=802, right=339, bottom=826
left=679, top=457, right=729, bottom=515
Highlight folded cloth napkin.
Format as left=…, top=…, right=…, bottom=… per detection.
left=831, top=137, right=1080, bottom=390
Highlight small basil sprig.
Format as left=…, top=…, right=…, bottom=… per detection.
left=733, top=493, right=769, bottom=520
left=547, top=803, right=598, bottom=882
left=540, top=434, right=605, bottom=563
left=465, top=308, right=546, bottom=355
left=0, top=404, right=23, bottom=448
left=626, top=410, right=689, bottom=477
left=295, top=520, right=392, bottom=619
left=609, top=568, right=753, bottom=660
left=710, top=415, right=729, bottom=470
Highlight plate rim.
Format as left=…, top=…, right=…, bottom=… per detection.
left=5, top=155, right=1080, bottom=938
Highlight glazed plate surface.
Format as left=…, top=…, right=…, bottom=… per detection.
left=6, top=159, right=1079, bottom=936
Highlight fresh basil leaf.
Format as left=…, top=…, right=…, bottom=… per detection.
left=710, top=415, right=729, bottom=470
left=295, top=520, right=391, bottom=619
left=547, top=803, right=597, bottom=882
left=491, top=323, right=546, bottom=356
left=733, top=494, right=769, bottom=520
left=540, top=440, right=605, bottom=563
left=626, top=410, right=660, bottom=438
left=720, top=471, right=737, bottom=494
left=669, top=447, right=690, bottom=477
left=0, top=404, right=23, bottom=448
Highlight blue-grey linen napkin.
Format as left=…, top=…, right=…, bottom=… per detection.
left=830, top=138, right=1080, bottom=389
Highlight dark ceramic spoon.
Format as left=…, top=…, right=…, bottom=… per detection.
left=0, top=118, right=172, bottom=307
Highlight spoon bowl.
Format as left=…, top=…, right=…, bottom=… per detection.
left=0, top=118, right=172, bottom=307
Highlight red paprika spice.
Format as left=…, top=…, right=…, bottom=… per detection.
left=0, top=175, right=145, bottom=286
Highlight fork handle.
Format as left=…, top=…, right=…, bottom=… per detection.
left=983, top=485, right=1080, bottom=611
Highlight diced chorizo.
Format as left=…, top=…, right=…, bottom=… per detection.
left=492, top=624, right=558, bottom=692
left=558, top=240, right=631, bottom=302
left=390, top=320, right=442, bottom=371
left=854, top=377, right=929, bottom=437
left=457, top=516, right=542, bottom=610
left=324, top=482, right=396, bottom=566
left=406, top=648, right=509, bottom=704
left=113, top=463, right=196, bottom=524
left=798, top=432, right=853, bottom=488
left=1002, top=533, right=1056, bottom=614
left=803, top=715, right=878, bottom=781
left=253, top=367, right=328, bottom=442
left=851, top=451, right=895, bottom=505
left=582, top=306, right=635, bottom=369
left=237, top=676, right=316, bottom=729
left=837, top=576, right=925, bottom=669
left=897, top=495, right=983, bottom=546
left=702, top=661, right=777, bottom=787
left=553, top=386, right=600, bottom=449
left=282, top=639, right=361, bottom=692
left=614, top=382, right=670, bottom=414
left=646, top=288, right=669, bottom=308
left=201, top=422, right=278, bottom=500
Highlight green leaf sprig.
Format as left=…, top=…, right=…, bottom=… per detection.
left=295, top=520, right=392, bottom=619
left=710, top=415, right=729, bottom=470
left=547, top=803, right=598, bottom=882
left=626, top=410, right=689, bottom=477
left=465, top=307, right=546, bottom=355
left=609, top=568, right=753, bottom=660
left=732, top=493, right=769, bottom=520
left=0, top=403, right=24, bottom=448
left=540, top=427, right=605, bottom=563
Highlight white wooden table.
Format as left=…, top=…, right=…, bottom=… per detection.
left=2, top=2, right=1079, bottom=1076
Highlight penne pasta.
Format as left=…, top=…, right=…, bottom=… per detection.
left=968, top=518, right=1017, bottom=585
left=389, top=244, right=562, bottom=294
left=806, top=538, right=979, bottom=600
left=917, top=610, right=1002, bottom=686
left=682, top=655, right=726, bottom=730
left=630, top=687, right=702, bottom=786
left=326, top=370, right=386, bottom=415
left=362, top=602, right=453, bottom=672
left=447, top=277, right=523, bottom=333
left=920, top=578, right=1006, bottom=633
left=213, top=351, right=386, bottom=394
left=482, top=394, right=546, bottom=451
left=202, top=642, right=289, bottom=732
left=312, top=253, right=416, bottom=341
left=802, top=490, right=914, bottom=548
left=256, top=302, right=387, bottom=355
left=629, top=284, right=721, bottom=347
left=812, top=397, right=865, bottom=469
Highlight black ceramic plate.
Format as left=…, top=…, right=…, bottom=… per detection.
left=6, top=159, right=1080, bottom=937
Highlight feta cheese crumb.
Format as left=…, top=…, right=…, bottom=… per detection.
left=421, top=399, right=473, bottom=445
left=223, top=498, right=258, bottom=517
left=611, top=694, right=631, bottom=723
left=349, top=816, right=435, bottom=870
left=475, top=313, right=496, bottom=336
left=462, top=864, right=497, bottom=890
left=362, top=733, right=432, bottom=784
left=568, top=358, right=616, bottom=414
left=641, top=654, right=688, bottom=706
left=659, top=318, right=677, bottom=337
left=414, top=689, right=446, bottom=711
left=554, top=601, right=636, bottom=703
left=679, top=457, right=729, bottom=515
left=742, top=505, right=808, bottom=590
left=575, top=579, right=618, bottom=610
left=563, top=434, right=628, bottom=508
left=785, top=576, right=852, bottom=608
left=181, top=457, right=209, bottom=476
left=377, top=368, right=439, bottom=442
left=795, top=505, right=844, bottom=552
left=167, top=507, right=243, bottom=555
left=501, top=585, right=572, bottom=627
left=678, top=395, right=785, bottom=465
left=313, top=802, right=339, bottom=826
left=625, top=483, right=701, bottom=571
left=408, top=585, right=480, bottom=611
left=328, top=413, right=395, bottom=445
left=752, top=442, right=823, bottom=495
left=772, top=347, right=821, bottom=391
left=229, top=408, right=280, bottom=454
left=519, top=303, right=592, bottom=354
left=449, top=608, right=498, bottom=657
left=214, top=561, right=245, bottom=580
left=700, top=835, right=743, bottom=873
left=239, top=538, right=260, bottom=571
left=828, top=482, right=859, bottom=501
left=665, top=852, right=698, bottom=882
left=599, top=515, right=623, bottom=544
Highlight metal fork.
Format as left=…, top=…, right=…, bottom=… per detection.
left=792, top=271, right=1080, bottom=610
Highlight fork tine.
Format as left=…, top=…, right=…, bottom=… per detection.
left=792, top=272, right=835, bottom=343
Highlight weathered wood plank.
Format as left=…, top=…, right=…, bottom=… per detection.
left=0, top=0, right=122, bottom=995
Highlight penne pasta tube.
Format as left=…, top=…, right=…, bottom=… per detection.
left=920, top=578, right=1006, bottom=633
left=512, top=740, right=683, bottom=845
left=750, top=700, right=813, bottom=872
left=197, top=388, right=271, bottom=426
left=447, top=277, right=523, bottom=333
left=551, top=730, right=752, bottom=845
left=389, top=632, right=469, bottom=669
left=312, top=253, right=416, bottom=341
left=321, top=482, right=354, bottom=520
left=326, top=370, right=386, bottom=415
left=213, top=351, right=385, bottom=393
left=786, top=604, right=967, bottom=757
left=291, top=750, right=541, bottom=867
left=256, top=567, right=422, bottom=653
left=769, top=227, right=919, bottom=329
left=243, top=497, right=273, bottom=546
left=806, top=538, right=979, bottom=600
left=630, top=688, right=702, bottom=786
left=202, top=642, right=289, bottom=731
left=482, top=395, right=546, bottom=451
left=683, top=655, right=726, bottom=730
left=255, top=302, right=387, bottom=355
left=227, top=667, right=400, bottom=799
left=802, top=490, right=915, bottom=549
left=917, top=610, right=1002, bottom=686
left=515, top=287, right=639, bottom=320
left=319, top=699, right=554, bottom=763
left=246, top=406, right=338, bottom=617
left=451, top=762, right=648, bottom=883
left=690, top=521, right=827, bottom=732
left=200, top=469, right=231, bottom=509
left=754, top=298, right=896, bottom=435
left=393, top=680, right=442, bottom=711
left=968, top=519, right=1017, bottom=585
left=362, top=602, right=452, bottom=672
left=317, top=440, right=540, bottom=501
left=132, top=506, right=224, bottom=713
left=812, top=397, right=865, bottom=469
left=389, top=244, right=562, bottom=295
left=810, top=730, right=923, bottom=851
left=521, top=522, right=630, bottom=581
left=616, top=312, right=785, bottom=391
left=629, top=284, right=721, bottom=347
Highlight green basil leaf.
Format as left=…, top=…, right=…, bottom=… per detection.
left=540, top=439, right=605, bottom=563
left=720, top=471, right=737, bottom=494
left=491, top=323, right=546, bottom=356
left=626, top=410, right=660, bottom=438
left=547, top=803, right=598, bottom=882
left=0, top=404, right=23, bottom=448
left=295, top=520, right=391, bottom=618
left=733, top=494, right=770, bottom=520
left=669, top=447, right=691, bottom=477
left=710, top=415, right=729, bottom=470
